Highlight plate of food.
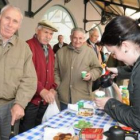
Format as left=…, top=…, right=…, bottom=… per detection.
left=77, top=108, right=94, bottom=117
left=73, top=120, right=93, bottom=130
left=53, top=133, right=79, bottom=140
left=43, top=126, right=75, bottom=140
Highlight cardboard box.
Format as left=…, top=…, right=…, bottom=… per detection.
left=81, top=128, right=103, bottom=140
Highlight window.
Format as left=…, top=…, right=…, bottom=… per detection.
left=42, top=5, right=76, bottom=46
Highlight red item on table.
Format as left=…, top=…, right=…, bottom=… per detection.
left=121, top=126, right=132, bottom=131
left=81, top=128, right=103, bottom=140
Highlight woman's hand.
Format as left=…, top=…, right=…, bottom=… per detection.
left=94, top=97, right=111, bottom=110
left=106, top=67, right=118, bottom=79
left=106, top=67, right=118, bottom=74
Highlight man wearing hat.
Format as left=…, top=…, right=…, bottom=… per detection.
left=19, top=19, right=58, bottom=133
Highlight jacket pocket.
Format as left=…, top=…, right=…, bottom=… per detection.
left=4, top=57, right=24, bottom=88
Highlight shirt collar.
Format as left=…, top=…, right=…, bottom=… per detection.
left=8, top=35, right=16, bottom=46
left=0, top=34, right=12, bottom=47
left=59, top=43, right=63, bottom=48
left=133, top=55, right=140, bottom=71
left=89, top=40, right=95, bottom=47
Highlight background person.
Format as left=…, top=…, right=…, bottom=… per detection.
left=55, top=27, right=102, bottom=110
left=86, top=28, right=100, bottom=56
left=53, top=35, right=68, bottom=54
left=0, top=5, right=37, bottom=139
left=86, top=29, right=103, bottom=91
left=19, top=19, right=58, bottom=133
left=94, top=16, right=140, bottom=131
left=96, top=42, right=106, bottom=64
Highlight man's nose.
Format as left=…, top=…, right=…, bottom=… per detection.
left=8, top=20, right=13, bottom=27
left=77, top=39, right=81, bottom=43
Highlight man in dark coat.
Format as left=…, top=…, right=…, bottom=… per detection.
left=86, top=28, right=100, bottom=56
left=53, top=35, right=68, bottom=54
left=86, top=28, right=101, bottom=91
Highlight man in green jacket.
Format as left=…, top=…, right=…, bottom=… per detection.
left=0, top=5, right=37, bottom=139
left=55, top=27, right=102, bottom=110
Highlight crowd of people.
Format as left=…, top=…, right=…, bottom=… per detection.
left=1, top=3, right=140, bottom=140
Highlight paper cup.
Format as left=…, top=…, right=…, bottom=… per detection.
left=95, top=91, right=105, bottom=98
left=81, top=71, right=87, bottom=78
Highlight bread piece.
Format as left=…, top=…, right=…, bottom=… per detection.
left=53, top=133, right=73, bottom=140
left=53, top=136, right=59, bottom=140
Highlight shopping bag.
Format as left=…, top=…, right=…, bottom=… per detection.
left=42, top=100, right=60, bottom=123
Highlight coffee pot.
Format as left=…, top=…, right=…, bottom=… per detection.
left=98, top=73, right=121, bottom=100
left=104, top=126, right=138, bottom=140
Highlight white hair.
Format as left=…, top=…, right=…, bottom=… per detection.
left=1, top=4, right=23, bottom=23
left=89, top=28, right=98, bottom=37
left=71, top=27, right=86, bottom=38
left=37, top=25, right=43, bottom=30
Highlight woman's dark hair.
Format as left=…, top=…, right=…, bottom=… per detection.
left=101, top=16, right=140, bottom=47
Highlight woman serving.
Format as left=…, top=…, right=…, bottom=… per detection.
left=94, top=16, right=140, bottom=131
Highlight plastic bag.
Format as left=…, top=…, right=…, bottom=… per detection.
left=42, top=100, right=60, bottom=123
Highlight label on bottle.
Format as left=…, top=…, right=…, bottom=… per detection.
left=122, top=87, right=129, bottom=105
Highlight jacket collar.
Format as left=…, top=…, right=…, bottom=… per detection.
left=133, top=55, right=140, bottom=71
left=0, top=34, right=15, bottom=47
left=68, top=43, right=84, bottom=53
left=6, top=35, right=16, bottom=47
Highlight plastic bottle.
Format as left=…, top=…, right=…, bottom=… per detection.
left=101, top=63, right=106, bottom=75
left=122, top=87, right=129, bottom=105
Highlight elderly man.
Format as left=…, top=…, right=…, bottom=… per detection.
left=53, top=35, right=68, bottom=54
left=0, top=5, right=37, bottom=139
left=87, top=28, right=100, bottom=56
left=55, top=27, right=102, bottom=110
left=87, top=28, right=103, bottom=91
left=19, top=19, right=58, bottom=133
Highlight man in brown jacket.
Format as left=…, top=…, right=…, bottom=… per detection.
left=0, top=5, right=37, bottom=139
left=55, top=27, right=102, bottom=110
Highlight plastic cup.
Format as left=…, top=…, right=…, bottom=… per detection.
left=78, top=101, right=84, bottom=110
left=81, top=71, right=87, bottom=78
left=95, top=91, right=105, bottom=98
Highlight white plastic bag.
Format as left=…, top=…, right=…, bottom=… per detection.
left=42, top=100, right=60, bottom=123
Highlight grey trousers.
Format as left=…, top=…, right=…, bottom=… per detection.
left=0, top=101, right=19, bottom=140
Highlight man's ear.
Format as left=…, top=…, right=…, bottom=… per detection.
left=70, top=35, right=72, bottom=41
left=35, top=27, right=38, bottom=34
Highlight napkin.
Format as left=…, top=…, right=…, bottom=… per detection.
left=68, top=104, right=78, bottom=112
left=68, top=103, right=93, bottom=112
left=43, top=126, right=75, bottom=140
